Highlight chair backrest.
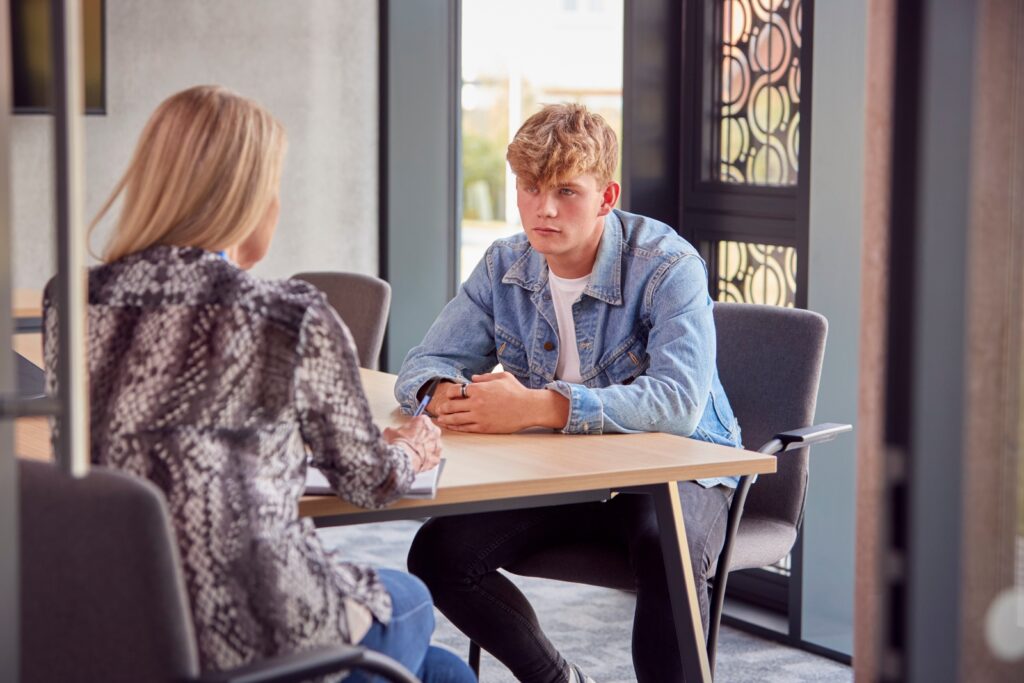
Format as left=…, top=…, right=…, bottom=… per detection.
left=293, top=272, right=392, bottom=370
left=713, top=303, right=828, bottom=528
left=19, top=459, right=199, bottom=683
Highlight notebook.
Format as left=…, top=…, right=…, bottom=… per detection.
left=305, top=459, right=446, bottom=500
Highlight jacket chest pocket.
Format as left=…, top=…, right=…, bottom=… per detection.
left=495, top=328, right=530, bottom=381
left=597, top=335, right=649, bottom=386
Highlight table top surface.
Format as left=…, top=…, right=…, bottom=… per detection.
left=11, top=332, right=49, bottom=461
left=299, top=370, right=777, bottom=517
left=13, top=288, right=42, bottom=319
left=13, top=331, right=43, bottom=368
left=10, top=342, right=777, bottom=514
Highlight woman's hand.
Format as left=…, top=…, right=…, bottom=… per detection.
left=383, top=416, right=442, bottom=473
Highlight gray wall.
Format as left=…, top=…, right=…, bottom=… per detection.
left=11, top=0, right=379, bottom=290
left=802, top=0, right=866, bottom=656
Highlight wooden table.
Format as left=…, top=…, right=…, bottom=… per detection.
left=305, top=369, right=777, bottom=682
left=13, top=288, right=42, bottom=317
left=10, top=290, right=49, bottom=460
left=13, top=288, right=43, bottom=332
left=10, top=322, right=776, bottom=681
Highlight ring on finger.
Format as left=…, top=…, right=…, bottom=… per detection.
left=460, top=383, right=469, bottom=399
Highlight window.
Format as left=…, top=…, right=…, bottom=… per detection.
left=713, top=0, right=803, bottom=186
left=714, top=240, right=798, bottom=307
left=459, top=0, right=624, bottom=282
left=682, top=0, right=812, bottom=309
left=683, top=0, right=814, bottom=605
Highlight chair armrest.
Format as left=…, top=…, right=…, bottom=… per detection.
left=757, top=422, right=853, bottom=455
left=190, top=644, right=419, bottom=683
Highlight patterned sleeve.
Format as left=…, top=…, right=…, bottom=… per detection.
left=294, top=296, right=415, bottom=508
left=41, top=284, right=59, bottom=451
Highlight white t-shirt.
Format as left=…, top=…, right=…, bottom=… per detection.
left=547, top=270, right=591, bottom=384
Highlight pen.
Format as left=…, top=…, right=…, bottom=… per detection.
left=413, top=378, right=441, bottom=417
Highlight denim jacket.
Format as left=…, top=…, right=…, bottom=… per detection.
left=396, top=209, right=743, bottom=487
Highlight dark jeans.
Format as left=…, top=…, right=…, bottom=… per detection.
left=407, top=482, right=733, bottom=683
left=344, top=569, right=476, bottom=683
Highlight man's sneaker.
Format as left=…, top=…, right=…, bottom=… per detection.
left=568, top=663, right=597, bottom=683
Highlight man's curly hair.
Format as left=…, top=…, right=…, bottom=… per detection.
left=506, top=103, right=618, bottom=188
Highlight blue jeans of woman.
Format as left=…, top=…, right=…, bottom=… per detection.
left=343, top=569, right=475, bottom=683
left=407, top=482, right=733, bottom=683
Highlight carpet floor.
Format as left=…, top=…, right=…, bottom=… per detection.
left=318, top=520, right=852, bottom=682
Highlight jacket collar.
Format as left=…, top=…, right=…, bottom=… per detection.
left=501, top=211, right=624, bottom=305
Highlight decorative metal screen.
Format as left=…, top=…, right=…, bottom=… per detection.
left=685, top=0, right=814, bottom=614
left=714, top=240, right=798, bottom=307
left=714, top=0, right=803, bottom=186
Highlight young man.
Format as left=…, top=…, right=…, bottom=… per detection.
left=396, top=104, right=741, bottom=683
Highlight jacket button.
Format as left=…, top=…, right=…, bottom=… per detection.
left=543, top=341, right=555, bottom=351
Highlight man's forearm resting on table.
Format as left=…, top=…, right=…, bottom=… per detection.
left=446, top=386, right=566, bottom=432
left=525, top=387, right=571, bottom=430
left=420, top=374, right=571, bottom=433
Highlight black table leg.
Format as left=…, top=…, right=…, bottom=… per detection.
left=632, top=481, right=713, bottom=682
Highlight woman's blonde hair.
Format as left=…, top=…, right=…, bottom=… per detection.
left=506, top=103, right=618, bottom=188
left=95, top=85, right=287, bottom=262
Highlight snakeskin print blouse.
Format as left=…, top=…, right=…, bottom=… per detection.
left=43, top=245, right=416, bottom=673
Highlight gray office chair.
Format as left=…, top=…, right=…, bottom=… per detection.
left=19, top=459, right=419, bottom=683
left=293, top=272, right=392, bottom=370
left=467, top=303, right=850, bottom=676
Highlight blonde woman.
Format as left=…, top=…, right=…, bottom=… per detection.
left=43, top=86, right=474, bottom=682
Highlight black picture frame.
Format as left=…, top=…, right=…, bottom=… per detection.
left=10, top=0, right=106, bottom=115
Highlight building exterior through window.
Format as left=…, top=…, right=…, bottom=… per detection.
left=459, top=0, right=624, bottom=283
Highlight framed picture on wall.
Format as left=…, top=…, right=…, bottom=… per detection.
left=10, top=0, right=105, bottom=114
